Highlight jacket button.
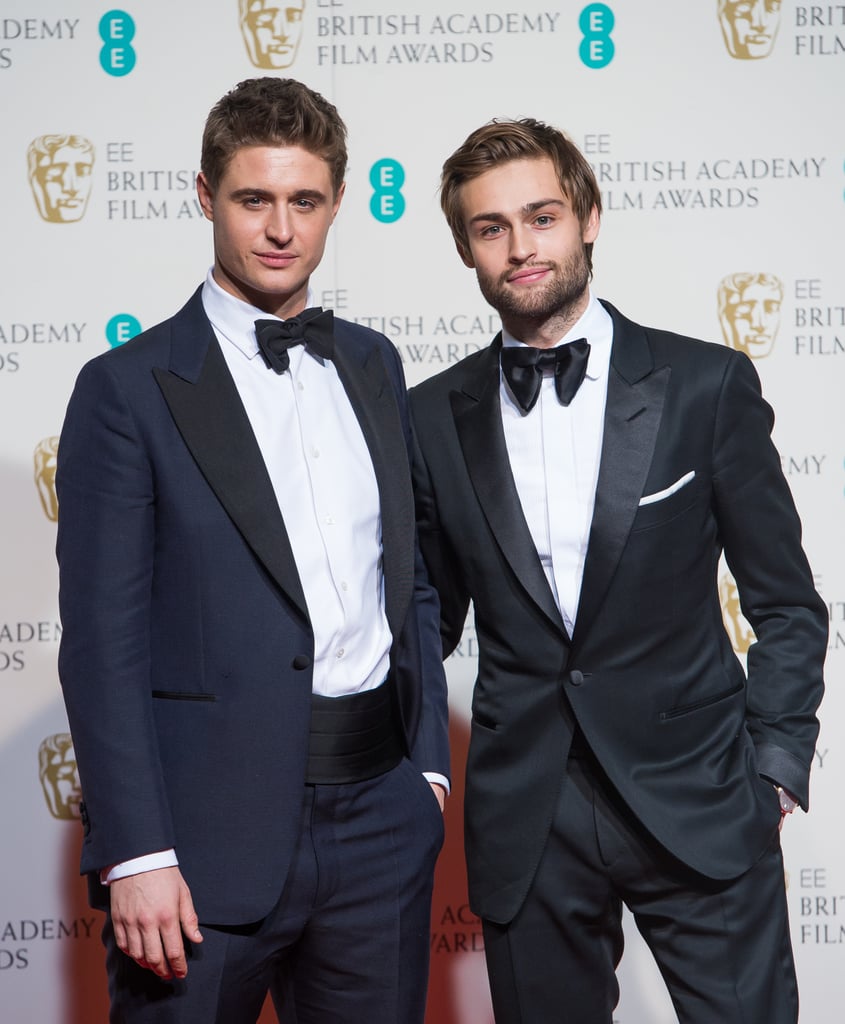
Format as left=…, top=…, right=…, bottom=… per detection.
left=570, top=670, right=584, bottom=687
left=292, top=655, right=312, bottom=671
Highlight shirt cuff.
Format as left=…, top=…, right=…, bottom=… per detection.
left=101, top=849, right=179, bottom=886
left=423, top=772, right=450, bottom=796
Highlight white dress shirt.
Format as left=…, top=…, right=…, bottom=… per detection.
left=501, top=292, right=613, bottom=637
left=204, top=271, right=392, bottom=697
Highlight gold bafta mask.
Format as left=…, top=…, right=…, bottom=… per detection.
left=27, top=135, right=95, bottom=223
left=717, top=272, right=783, bottom=359
left=719, top=573, right=755, bottom=655
left=34, top=436, right=59, bottom=522
left=39, top=733, right=82, bottom=820
left=717, top=0, right=782, bottom=60
left=240, top=0, right=305, bottom=69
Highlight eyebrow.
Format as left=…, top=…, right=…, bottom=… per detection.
left=228, top=187, right=329, bottom=203
left=468, top=198, right=567, bottom=226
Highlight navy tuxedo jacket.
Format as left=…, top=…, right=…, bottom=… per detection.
left=57, top=288, right=449, bottom=924
left=410, top=300, right=826, bottom=925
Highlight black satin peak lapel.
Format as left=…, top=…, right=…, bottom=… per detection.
left=331, top=340, right=415, bottom=639
left=153, top=337, right=309, bottom=622
left=452, top=343, right=566, bottom=635
left=572, top=362, right=670, bottom=646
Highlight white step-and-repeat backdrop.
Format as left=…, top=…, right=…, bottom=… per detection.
left=1, top=2, right=842, bottom=1020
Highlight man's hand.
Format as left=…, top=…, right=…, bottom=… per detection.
left=777, top=786, right=798, bottom=833
left=110, top=866, right=202, bottom=979
left=429, top=782, right=447, bottom=813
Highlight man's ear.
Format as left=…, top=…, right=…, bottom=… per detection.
left=330, top=180, right=346, bottom=222
left=457, top=240, right=475, bottom=269
left=196, top=172, right=214, bottom=222
left=583, top=204, right=600, bottom=244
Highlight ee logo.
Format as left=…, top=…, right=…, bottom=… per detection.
left=100, top=10, right=136, bottom=76
left=370, top=159, right=405, bottom=223
left=579, top=4, right=615, bottom=68
left=106, top=314, right=142, bottom=349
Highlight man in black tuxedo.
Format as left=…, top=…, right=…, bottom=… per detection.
left=56, top=77, right=449, bottom=1023
left=409, top=118, right=825, bottom=1023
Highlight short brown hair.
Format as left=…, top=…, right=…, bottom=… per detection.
left=440, top=118, right=602, bottom=269
left=201, top=77, right=347, bottom=195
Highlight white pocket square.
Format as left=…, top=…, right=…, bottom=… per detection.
left=638, top=470, right=696, bottom=507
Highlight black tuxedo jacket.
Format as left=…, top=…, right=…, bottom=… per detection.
left=57, top=288, right=449, bottom=924
left=410, top=300, right=825, bottom=925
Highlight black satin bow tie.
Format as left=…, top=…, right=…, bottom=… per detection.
left=254, top=307, right=334, bottom=374
left=501, top=338, right=591, bottom=414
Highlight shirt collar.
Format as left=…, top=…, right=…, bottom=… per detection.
left=500, top=290, right=613, bottom=381
left=200, top=269, right=317, bottom=361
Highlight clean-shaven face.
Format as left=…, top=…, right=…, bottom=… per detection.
left=458, top=157, right=598, bottom=331
left=197, top=144, right=344, bottom=318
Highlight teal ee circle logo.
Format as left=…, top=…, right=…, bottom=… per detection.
left=99, top=10, right=136, bottom=76
left=579, top=4, right=615, bottom=68
left=370, top=159, right=405, bottom=223
left=106, top=314, right=142, bottom=348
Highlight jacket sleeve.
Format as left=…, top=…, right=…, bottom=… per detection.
left=408, top=391, right=471, bottom=659
left=711, top=350, right=827, bottom=809
left=56, top=355, right=176, bottom=873
left=379, top=341, right=450, bottom=781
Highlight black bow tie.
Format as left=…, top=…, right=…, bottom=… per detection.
left=500, top=339, right=591, bottom=414
left=254, top=307, right=334, bottom=374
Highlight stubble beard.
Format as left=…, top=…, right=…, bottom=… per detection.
left=477, top=245, right=591, bottom=329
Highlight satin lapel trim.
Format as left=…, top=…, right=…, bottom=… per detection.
left=452, top=344, right=565, bottom=635
left=332, top=341, right=414, bottom=639
left=153, top=337, right=309, bottom=622
left=572, top=362, right=670, bottom=646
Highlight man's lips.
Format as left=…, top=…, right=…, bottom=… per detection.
left=256, top=251, right=297, bottom=268
left=507, top=265, right=552, bottom=285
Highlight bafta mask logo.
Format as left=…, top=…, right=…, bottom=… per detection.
left=27, top=135, right=95, bottom=223
left=718, top=272, right=783, bottom=359
left=719, top=572, right=755, bottom=654
left=39, top=733, right=82, bottom=820
left=34, top=436, right=60, bottom=522
left=718, top=0, right=782, bottom=60
left=240, top=0, right=305, bottom=69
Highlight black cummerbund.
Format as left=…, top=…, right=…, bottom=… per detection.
left=305, top=681, right=404, bottom=785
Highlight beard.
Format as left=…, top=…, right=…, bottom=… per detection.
left=476, top=244, right=591, bottom=325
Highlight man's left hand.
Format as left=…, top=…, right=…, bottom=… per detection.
left=777, top=786, right=798, bottom=832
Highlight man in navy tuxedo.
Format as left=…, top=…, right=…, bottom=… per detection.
left=410, top=118, right=825, bottom=1023
left=57, top=77, right=449, bottom=1023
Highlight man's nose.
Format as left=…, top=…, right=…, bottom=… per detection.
left=266, top=206, right=293, bottom=243
left=509, top=225, right=536, bottom=262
